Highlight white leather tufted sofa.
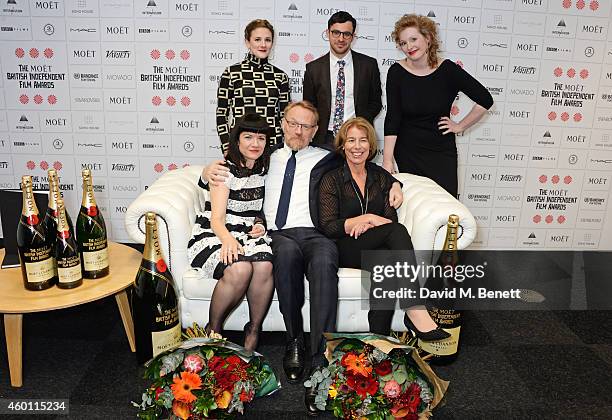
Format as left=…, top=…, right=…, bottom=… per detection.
left=125, top=165, right=476, bottom=332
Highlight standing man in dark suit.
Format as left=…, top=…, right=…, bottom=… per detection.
left=303, top=11, right=383, bottom=145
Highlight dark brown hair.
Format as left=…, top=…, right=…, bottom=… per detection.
left=244, top=19, right=274, bottom=41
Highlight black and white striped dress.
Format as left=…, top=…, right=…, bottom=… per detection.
left=187, top=163, right=273, bottom=279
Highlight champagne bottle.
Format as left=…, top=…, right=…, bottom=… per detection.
left=132, top=212, right=181, bottom=364
left=44, top=169, right=63, bottom=277
left=76, top=169, right=109, bottom=278
left=419, top=214, right=462, bottom=365
left=55, top=198, right=83, bottom=289
left=17, top=175, right=56, bottom=290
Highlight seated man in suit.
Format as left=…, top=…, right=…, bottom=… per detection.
left=303, top=11, right=383, bottom=145
left=204, top=101, right=402, bottom=416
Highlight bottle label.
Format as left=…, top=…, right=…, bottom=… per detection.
left=58, top=260, right=82, bottom=284
left=151, top=322, right=181, bottom=358
left=419, top=326, right=461, bottom=356
left=24, top=257, right=55, bottom=283
left=82, top=247, right=109, bottom=271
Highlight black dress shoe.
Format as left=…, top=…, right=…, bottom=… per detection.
left=282, top=338, right=305, bottom=383
left=305, top=365, right=324, bottom=417
left=404, top=313, right=451, bottom=342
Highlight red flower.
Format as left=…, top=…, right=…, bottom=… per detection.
left=404, top=382, right=422, bottom=412
left=208, top=355, right=224, bottom=371
left=374, top=359, right=392, bottom=376
left=240, top=389, right=254, bottom=402
left=347, top=374, right=378, bottom=398
left=154, top=387, right=164, bottom=400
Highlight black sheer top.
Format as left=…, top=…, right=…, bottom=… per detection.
left=318, top=161, right=398, bottom=239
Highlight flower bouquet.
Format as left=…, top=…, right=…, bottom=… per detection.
left=134, top=326, right=280, bottom=419
left=304, top=333, right=448, bottom=420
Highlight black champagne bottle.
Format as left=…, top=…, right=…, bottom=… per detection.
left=420, top=214, right=462, bottom=365
left=132, top=212, right=181, bottom=364
left=17, top=175, right=56, bottom=290
left=76, top=169, right=109, bottom=278
left=55, top=198, right=83, bottom=289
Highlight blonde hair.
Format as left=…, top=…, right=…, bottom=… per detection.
left=283, top=101, right=319, bottom=125
left=392, top=14, right=440, bottom=68
left=335, top=117, right=378, bottom=161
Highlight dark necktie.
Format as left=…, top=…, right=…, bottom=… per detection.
left=332, top=59, right=346, bottom=136
left=275, top=150, right=298, bottom=229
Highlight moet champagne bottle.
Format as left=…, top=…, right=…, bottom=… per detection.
left=76, top=169, right=109, bottom=278
left=44, top=169, right=63, bottom=277
left=17, top=175, right=56, bottom=290
left=420, top=214, right=462, bottom=365
left=132, top=212, right=181, bottom=364
left=55, top=198, right=83, bottom=289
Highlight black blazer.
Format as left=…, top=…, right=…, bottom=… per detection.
left=303, top=50, right=383, bottom=144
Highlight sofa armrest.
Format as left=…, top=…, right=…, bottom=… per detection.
left=393, top=173, right=477, bottom=252
left=125, top=165, right=205, bottom=290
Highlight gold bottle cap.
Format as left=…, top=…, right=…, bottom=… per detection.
left=448, top=214, right=459, bottom=225
left=21, top=175, right=32, bottom=186
left=145, top=212, right=157, bottom=225
left=82, top=168, right=91, bottom=177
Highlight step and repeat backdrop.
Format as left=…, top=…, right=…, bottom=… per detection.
left=0, top=0, right=611, bottom=248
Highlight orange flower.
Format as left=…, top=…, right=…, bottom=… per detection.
left=343, top=353, right=372, bottom=377
left=172, top=400, right=191, bottom=420
left=215, top=390, right=232, bottom=409
left=171, top=371, right=202, bottom=403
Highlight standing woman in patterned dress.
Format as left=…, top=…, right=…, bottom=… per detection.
left=188, top=114, right=274, bottom=352
left=216, top=19, right=291, bottom=155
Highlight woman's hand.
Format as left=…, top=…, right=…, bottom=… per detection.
left=367, top=214, right=392, bottom=227
left=382, top=159, right=396, bottom=174
left=248, top=223, right=266, bottom=238
left=203, top=160, right=230, bottom=187
left=438, top=117, right=463, bottom=135
left=349, top=222, right=372, bottom=239
left=220, top=236, right=244, bottom=265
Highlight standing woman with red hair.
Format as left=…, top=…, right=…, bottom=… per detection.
left=382, top=14, right=493, bottom=197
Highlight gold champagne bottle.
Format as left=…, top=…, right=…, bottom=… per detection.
left=76, top=169, right=109, bottom=278
left=55, top=198, right=83, bottom=289
left=132, top=212, right=181, bottom=363
left=419, top=214, right=462, bottom=365
left=17, top=175, right=56, bottom=290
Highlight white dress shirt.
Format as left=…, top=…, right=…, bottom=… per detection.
left=264, top=144, right=330, bottom=230
left=328, top=50, right=355, bottom=131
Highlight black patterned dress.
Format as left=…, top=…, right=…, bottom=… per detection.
left=216, top=52, right=290, bottom=154
left=187, top=162, right=273, bottom=280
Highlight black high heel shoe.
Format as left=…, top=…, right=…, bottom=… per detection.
left=243, top=322, right=260, bottom=352
left=404, top=313, right=451, bottom=342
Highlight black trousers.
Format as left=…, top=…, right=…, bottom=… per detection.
left=336, top=223, right=414, bottom=336
left=270, top=228, right=339, bottom=360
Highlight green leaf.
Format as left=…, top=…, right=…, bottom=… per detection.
left=393, top=365, right=408, bottom=385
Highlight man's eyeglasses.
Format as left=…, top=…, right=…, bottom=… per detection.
left=329, top=30, right=353, bottom=39
left=284, top=118, right=316, bottom=130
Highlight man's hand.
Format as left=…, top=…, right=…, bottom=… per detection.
left=203, top=160, right=230, bottom=187
left=248, top=223, right=266, bottom=238
left=389, top=182, right=404, bottom=209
